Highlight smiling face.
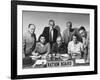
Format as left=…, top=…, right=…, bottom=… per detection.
left=28, top=24, right=35, bottom=34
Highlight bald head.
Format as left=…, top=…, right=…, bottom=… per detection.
left=56, top=36, right=62, bottom=45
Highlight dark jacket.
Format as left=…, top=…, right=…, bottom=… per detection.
left=52, top=43, right=67, bottom=54
left=42, top=27, right=58, bottom=44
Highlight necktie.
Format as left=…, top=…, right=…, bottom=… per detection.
left=49, top=29, right=53, bottom=42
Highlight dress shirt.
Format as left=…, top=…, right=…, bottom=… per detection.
left=68, top=41, right=83, bottom=54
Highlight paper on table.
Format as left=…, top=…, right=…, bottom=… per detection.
left=61, top=54, right=69, bottom=57
left=35, top=60, right=47, bottom=65
left=75, top=59, right=85, bottom=63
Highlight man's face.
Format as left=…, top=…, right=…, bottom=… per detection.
left=79, top=30, right=85, bottom=37
left=49, top=21, right=54, bottom=27
left=28, top=25, right=35, bottom=34
left=40, top=36, right=45, bottom=44
left=66, top=22, right=72, bottom=30
left=56, top=37, right=62, bottom=45
left=72, top=36, right=77, bottom=43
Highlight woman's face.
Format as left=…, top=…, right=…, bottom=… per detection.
left=40, top=36, right=45, bottom=44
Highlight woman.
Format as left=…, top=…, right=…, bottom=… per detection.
left=33, top=35, right=50, bottom=59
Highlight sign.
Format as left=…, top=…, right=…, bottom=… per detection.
left=47, top=60, right=72, bottom=67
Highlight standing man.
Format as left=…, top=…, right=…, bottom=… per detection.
left=78, top=26, right=89, bottom=63
left=42, top=19, right=58, bottom=47
left=23, top=24, right=36, bottom=67
left=63, top=21, right=81, bottom=48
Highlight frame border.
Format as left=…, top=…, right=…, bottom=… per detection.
left=11, top=0, right=98, bottom=79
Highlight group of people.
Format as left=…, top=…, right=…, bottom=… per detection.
left=22, top=19, right=89, bottom=66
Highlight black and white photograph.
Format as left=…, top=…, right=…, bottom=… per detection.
left=11, top=1, right=97, bottom=79
left=22, top=11, right=90, bottom=69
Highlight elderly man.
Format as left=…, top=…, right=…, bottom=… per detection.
left=23, top=24, right=36, bottom=67
left=52, top=36, right=67, bottom=55
left=52, top=36, right=70, bottom=61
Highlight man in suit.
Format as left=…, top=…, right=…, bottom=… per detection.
left=42, top=19, right=58, bottom=47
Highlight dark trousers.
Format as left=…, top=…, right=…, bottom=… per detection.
left=23, top=56, right=35, bottom=67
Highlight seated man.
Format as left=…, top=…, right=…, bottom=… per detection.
left=68, top=34, right=83, bottom=59
left=52, top=36, right=67, bottom=58
left=32, top=34, right=50, bottom=60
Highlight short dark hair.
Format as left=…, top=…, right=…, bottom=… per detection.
left=78, top=26, right=86, bottom=31
left=49, top=19, right=55, bottom=23
left=72, top=34, right=78, bottom=39
left=66, top=21, right=72, bottom=27
left=38, top=34, right=45, bottom=42
left=28, top=24, right=35, bottom=28
left=49, top=19, right=55, bottom=25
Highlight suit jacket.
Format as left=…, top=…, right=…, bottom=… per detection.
left=23, top=32, right=36, bottom=57
left=42, top=27, right=58, bottom=43
left=54, top=25, right=61, bottom=36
